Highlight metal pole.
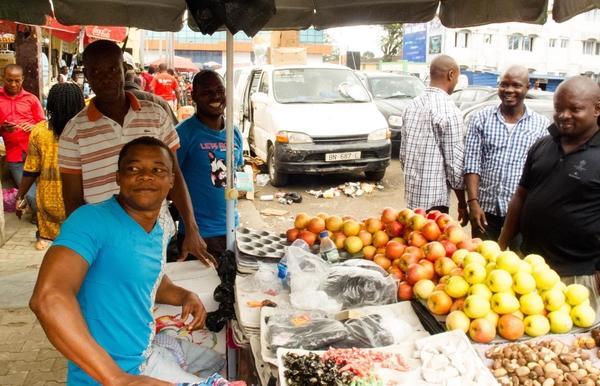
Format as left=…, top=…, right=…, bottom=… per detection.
left=167, top=31, right=175, bottom=69
left=139, top=29, right=145, bottom=68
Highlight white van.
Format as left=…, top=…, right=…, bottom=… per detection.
left=233, top=64, right=391, bottom=186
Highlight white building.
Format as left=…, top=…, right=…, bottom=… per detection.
left=426, top=8, right=600, bottom=81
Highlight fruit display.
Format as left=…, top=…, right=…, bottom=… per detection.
left=485, top=338, right=600, bottom=386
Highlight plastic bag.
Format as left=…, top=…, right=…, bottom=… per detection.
left=320, top=260, right=398, bottom=309
left=266, top=310, right=348, bottom=352
left=237, top=262, right=283, bottom=294
left=285, top=246, right=330, bottom=294
left=335, top=314, right=413, bottom=348
left=290, top=289, right=342, bottom=314
left=3, top=187, right=17, bottom=212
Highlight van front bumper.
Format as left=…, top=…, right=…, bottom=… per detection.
left=273, top=140, right=391, bottom=174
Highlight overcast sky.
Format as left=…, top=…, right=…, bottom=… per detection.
left=325, top=25, right=385, bottom=56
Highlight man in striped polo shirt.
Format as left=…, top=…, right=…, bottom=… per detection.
left=59, top=40, right=215, bottom=266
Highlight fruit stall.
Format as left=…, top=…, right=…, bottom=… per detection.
left=231, top=207, right=600, bottom=386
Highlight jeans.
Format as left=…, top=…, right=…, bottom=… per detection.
left=7, top=162, right=36, bottom=212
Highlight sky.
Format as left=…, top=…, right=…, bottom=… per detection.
left=325, top=25, right=385, bottom=56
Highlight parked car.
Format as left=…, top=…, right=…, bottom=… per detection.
left=356, top=71, right=425, bottom=155
left=451, top=86, right=496, bottom=109
left=455, top=86, right=554, bottom=110
left=462, top=98, right=554, bottom=127
left=233, top=64, right=391, bottom=186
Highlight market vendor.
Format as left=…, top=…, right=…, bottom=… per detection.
left=498, top=76, right=600, bottom=291
left=30, top=137, right=223, bottom=385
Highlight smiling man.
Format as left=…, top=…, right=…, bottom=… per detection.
left=463, top=65, right=550, bottom=242
left=30, top=137, right=217, bottom=385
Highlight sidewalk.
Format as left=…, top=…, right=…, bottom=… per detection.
left=0, top=213, right=67, bottom=386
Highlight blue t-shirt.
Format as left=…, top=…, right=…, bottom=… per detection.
left=53, top=196, right=165, bottom=385
left=176, top=115, right=244, bottom=238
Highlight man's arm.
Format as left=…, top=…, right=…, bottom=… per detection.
left=155, top=275, right=207, bottom=331
left=498, top=186, right=528, bottom=250
left=61, top=173, right=85, bottom=216
left=465, top=173, right=486, bottom=233
left=463, top=113, right=486, bottom=234
left=29, top=246, right=171, bottom=386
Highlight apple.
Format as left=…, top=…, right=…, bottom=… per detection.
left=445, top=276, right=470, bottom=298
left=464, top=295, right=491, bottom=319
left=344, top=236, right=363, bottom=254
left=385, top=221, right=404, bottom=238
left=469, top=318, right=496, bottom=343
left=286, top=228, right=300, bottom=242
left=421, top=220, right=441, bottom=241
left=418, top=259, right=435, bottom=280
left=450, top=297, right=466, bottom=312
left=524, top=254, right=546, bottom=267
left=486, top=270, right=513, bottom=293
left=557, top=303, right=572, bottom=315
left=565, top=284, right=590, bottom=306
left=407, top=263, right=430, bottom=285
left=570, top=304, right=596, bottom=328
left=381, top=207, right=398, bottom=224
left=483, top=311, right=500, bottom=329
left=463, top=263, right=487, bottom=285
left=547, top=311, right=573, bottom=334
left=497, top=314, right=525, bottom=340
left=464, top=252, right=487, bottom=267
left=385, top=241, right=405, bottom=260
left=491, top=292, right=520, bottom=314
left=365, top=217, right=384, bottom=233
left=495, top=251, right=521, bottom=274
left=440, top=240, right=457, bottom=258
left=332, top=232, right=346, bottom=249
left=294, top=213, right=311, bottom=229
left=372, top=230, right=390, bottom=248
left=517, top=295, right=543, bottom=318
left=423, top=241, right=446, bottom=262
left=446, top=310, right=471, bottom=333
left=374, top=255, right=392, bottom=270
left=444, top=224, right=465, bottom=244
left=512, top=310, right=525, bottom=320
left=399, top=252, right=420, bottom=271
left=387, top=266, right=404, bottom=281
left=533, top=268, right=560, bottom=290
left=477, top=240, right=501, bottom=262
left=307, top=217, right=326, bottom=234
left=427, top=290, right=453, bottom=315
left=523, top=315, right=550, bottom=337
left=342, top=219, right=361, bottom=237
left=413, top=279, right=436, bottom=300
left=414, top=207, right=426, bottom=215
left=512, top=271, right=537, bottom=295
left=409, top=215, right=427, bottom=231
left=518, top=260, right=533, bottom=274
left=407, top=231, right=427, bottom=248
left=325, top=216, right=343, bottom=232
left=468, top=283, right=492, bottom=300
left=434, top=257, right=457, bottom=276
left=405, top=245, right=425, bottom=259
left=426, top=210, right=442, bottom=221
left=543, top=288, right=566, bottom=311
left=298, top=230, right=317, bottom=246
left=436, top=214, right=452, bottom=230
left=362, top=245, right=377, bottom=260
left=486, top=262, right=496, bottom=274
left=397, top=208, right=414, bottom=224
left=397, top=281, right=413, bottom=301
left=451, top=249, right=469, bottom=266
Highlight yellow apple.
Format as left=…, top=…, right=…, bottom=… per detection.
left=548, top=311, right=573, bottom=334
left=520, top=292, right=545, bottom=315
left=445, top=276, right=470, bottom=298
left=451, top=249, right=469, bottom=266
left=512, top=310, right=525, bottom=320
left=483, top=311, right=499, bottom=329
left=491, top=292, right=520, bottom=314
left=533, top=268, right=560, bottom=290
left=413, top=279, right=436, bottom=300
left=570, top=304, right=596, bottom=328
left=564, top=284, right=590, bottom=306
left=464, top=295, right=491, bottom=319
left=523, top=315, right=550, bottom=337
left=557, top=303, right=572, bottom=314
left=446, top=310, right=471, bottom=333
left=468, top=283, right=492, bottom=300
left=518, top=260, right=533, bottom=274
left=543, top=288, right=566, bottom=312
left=464, top=252, right=486, bottom=267
left=463, top=263, right=487, bottom=285
left=512, top=271, right=536, bottom=295
left=477, top=240, right=501, bottom=262
left=495, top=251, right=521, bottom=274
left=524, top=254, right=546, bottom=267
left=486, top=262, right=496, bottom=274
left=486, top=269, right=513, bottom=293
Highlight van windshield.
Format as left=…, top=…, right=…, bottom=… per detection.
left=273, top=68, right=370, bottom=103
left=369, top=76, right=425, bottom=99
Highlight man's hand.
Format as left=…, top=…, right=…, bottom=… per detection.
left=18, top=122, right=35, bottom=132
left=177, top=232, right=217, bottom=267
left=468, top=201, right=487, bottom=234
left=457, top=206, right=469, bottom=227
left=180, top=291, right=207, bottom=331
left=107, top=373, right=173, bottom=386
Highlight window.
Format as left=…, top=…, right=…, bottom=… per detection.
left=583, top=39, right=597, bottom=55
left=484, top=34, right=493, bottom=45
left=508, top=34, right=534, bottom=51
left=258, top=73, right=270, bottom=94
left=549, top=38, right=557, bottom=48
left=454, top=30, right=470, bottom=48
left=560, top=39, right=569, bottom=48
left=299, top=28, right=325, bottom=44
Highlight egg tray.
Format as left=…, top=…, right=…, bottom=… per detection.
left=236, top=227, right=362, bottom=260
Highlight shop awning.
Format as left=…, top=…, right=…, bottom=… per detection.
left=43, top=17, right=127, bottom=43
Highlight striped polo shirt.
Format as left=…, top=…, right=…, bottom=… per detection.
left=59, top=92, right=180, bottom=204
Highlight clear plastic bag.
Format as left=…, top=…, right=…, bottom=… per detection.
left=285, top=246, right=330, bottom=294
left=237, top=262, right=282, bottom=294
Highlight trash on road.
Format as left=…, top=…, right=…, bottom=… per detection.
left=255, top=174, right=270, bottom=187
left=306, top=182, right=384, bottom=199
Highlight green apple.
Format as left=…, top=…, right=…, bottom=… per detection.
left=477, top=240, right=501, bottom=262
left=532, top=268, right=560, bottom=290
left=520, top=292, right=545, bottom=315
left=542, top=288, right=566, bottom=311
left=495, top=251, right=521, bottom=274
left=463, top=263, right=487, bottom=285
left=518, top=260, right=533, bottom=274
left=570, top=304, right=596, bottom=328
left=445, top=276, right=470, bottom=298
left=491, top=292, right=520, bottom=314
left=451, top=249, right=469, bottom=266
left=468, top=283, right=493, bottom=300
left=547, top=310, right=573, bottom=334
left=524, top=254, right=546, bottom=267
left=413, top=279, right=436, bottom=300
left=446, top=310, right=471, bottom=333
left=464, top=295, right=491, bottom=319
left=523, top=315, right=550, bottom=337
left=512, top=271, right=536, bottom=295
left=486, top=269, right=513, bottom=293
left=464, top=252, right=486, bottom=267
left=564, top=284, right=590, bottom=306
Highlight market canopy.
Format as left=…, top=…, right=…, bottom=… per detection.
left=44, top=17, right=127, bottom=43
left=1, top=0, right=599, bottom=34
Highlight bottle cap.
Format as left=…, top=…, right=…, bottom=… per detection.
left=319, top=231, right=329, bottom=238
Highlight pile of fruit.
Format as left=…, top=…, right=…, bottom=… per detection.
left=286, top=208, right=597, bottom=343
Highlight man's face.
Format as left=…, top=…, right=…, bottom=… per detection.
left=3, top=68, right=24, bottom=96
left=554, top=88, right=600, bottom=139
left=192, top=74, right=226, bottom=119
left=83, top=53, right=124, bottom=102
left=116, top=145, right=174, bottom=212
left=498, top=72, right=529, bottom=108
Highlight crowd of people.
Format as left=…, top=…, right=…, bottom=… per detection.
left=0, top=39, right=598, bottom=384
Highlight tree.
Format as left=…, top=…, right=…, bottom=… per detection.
left=361, top=51, right=375, bottom=60
left=380, top=23, right=403, bottom=61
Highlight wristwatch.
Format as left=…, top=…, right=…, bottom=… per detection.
left=16, top=197, right=27, bottom=210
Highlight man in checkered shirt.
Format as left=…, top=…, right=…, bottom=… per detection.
left=464, top=65, right=550, bottom=241
left=400, top=55, right=468, bottom=225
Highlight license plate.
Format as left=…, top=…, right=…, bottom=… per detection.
left=325, top=151, right=361, bottom=162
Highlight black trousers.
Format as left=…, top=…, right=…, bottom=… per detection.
left=471, top=212, right=504, bottom=241
left=427, top=205, right=449, bottom=214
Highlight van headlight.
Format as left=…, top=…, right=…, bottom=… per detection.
left=276, top=131, right=313, bottom=144
left=368, top=128, right=390, bottom=141
left=388, top=115, right=403, bottom=127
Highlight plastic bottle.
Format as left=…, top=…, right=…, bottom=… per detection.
left=319, top=231, right=340, bottom=263
left=278, top=239, right=309, bottom=283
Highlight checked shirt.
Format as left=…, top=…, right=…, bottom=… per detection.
left=400, top=87, right=465, bottom=210
left=463, top=105, right=550, bottom=216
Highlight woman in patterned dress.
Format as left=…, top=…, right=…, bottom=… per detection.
left=15, top=83, right=84, bottom=249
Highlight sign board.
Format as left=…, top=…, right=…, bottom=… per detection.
left=402, top=23, right=427, bottom=63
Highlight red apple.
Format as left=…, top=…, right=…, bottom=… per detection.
left=385, top=221, right=404, bottom=237
left=418, top=259, right=435, bottom=280
left=381, top=207, right=398, bottom=224
left=423, top=241, right=446, bottom=262
left=407, top=231, right=427, bottom=248
left=427, top=290, right=453, bottom=315
left=469, top=318, right=496, bottom=343
left=385, top=240, right=406, bottom=260
left=397, top=281, right=413, bottom=301
left=397, top=208, right=414, bottom=224
left=387, top=266, right=404, bottom=281
left=407, top=263, right=429, bottom=285
left=434, top=257, right=457, bottom=276
left=405, top=245, right=425, bottom=259
left=298, top=230, right=317, bottom=247
left=414, top=208, right=426, bottom=216
left=286, top=228, right=300, bottom=243
left=426, top=210, right=442, bottom=221
left=400, top=252, right=420, bottom=271
left=436, top=214, right=452, bottom=230
left=410, top=214, right=427, bottom=231
left=445, top=224, right=466, bottom=245
left=421, top=220, right=442, bottom=241
left=440, top=239, right=457, bottom=257
left=365, top=217, right=384, bottom=233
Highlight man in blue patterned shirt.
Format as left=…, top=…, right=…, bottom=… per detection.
left=463, top=65, right=550, bottom=241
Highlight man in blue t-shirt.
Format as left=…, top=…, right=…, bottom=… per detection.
left=176, top=70, right=244, bottom=260
left=30, top=137, right=210, bottom=385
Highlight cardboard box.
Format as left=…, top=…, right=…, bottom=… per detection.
left=269, top=47, right=307, bottom=65
left=271, top=31, right=299, bottom=48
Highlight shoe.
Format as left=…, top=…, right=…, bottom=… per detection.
left=35, top=239, right=49, bottom=250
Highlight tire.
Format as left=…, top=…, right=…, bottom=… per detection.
left=365, top=169, right=386, bottom=181
left=268, top=146, right=289, bottom=187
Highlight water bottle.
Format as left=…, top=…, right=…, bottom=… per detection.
left=319, top=231, right=340, bottom=263
left=278, top=239, right=309, bottom=283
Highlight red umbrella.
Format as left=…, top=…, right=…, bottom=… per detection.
left=151, top=56, right=199, bottom=72
left=43, top=17, right=127, bottom=44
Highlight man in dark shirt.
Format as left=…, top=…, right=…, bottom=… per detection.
left=499, top=76, right=600, bottom=280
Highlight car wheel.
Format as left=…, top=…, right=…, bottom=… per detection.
left=268, top=146, right=288, bottom=187
left=365, top=169, right=386, bottom=181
